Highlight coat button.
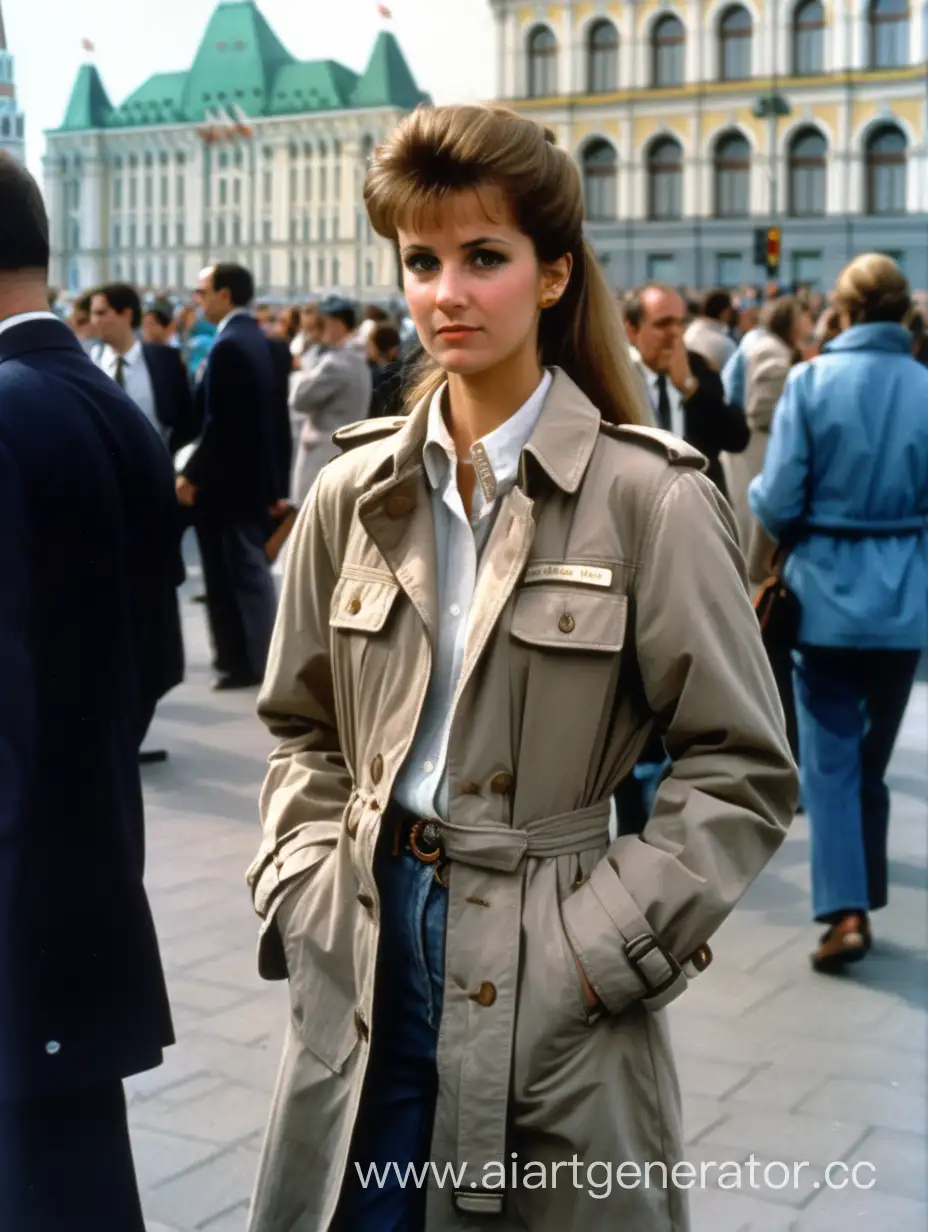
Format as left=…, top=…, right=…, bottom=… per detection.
left=386, top=494, right=415, bottom=519
left=357, top=892, right=375, bottom=911
left=347, top=597, right=362, bottom=615
left=460, top=781, right=481, bottom=796
left=355, top=1008, right=370, bottom=1041
left=346, top=812, right=360, bottom=839
left=489, top=771, right=514, bottom=795
left=45, top=1040, right=61, bottom=1055
left=469, top=981, right=497, bottom=1007
left=370, top=754, right=383, bottom=785
left=558, top=613, right=575, bottom=634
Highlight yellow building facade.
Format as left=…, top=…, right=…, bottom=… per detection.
left=489, top=0, right=928, bottom=289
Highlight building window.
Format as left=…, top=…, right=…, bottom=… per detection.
left=129, top=179, right=137, bottom=209
left=113, top=179, right=123, bottom=210
left=160, top=175, right=168, bottom=208
left=261, top=253, right=271, bottom=290
left=217, top=218, right=226, bottom=246
left=263, top=219, right=272, bottom=242
left=129, top=222, right=137, bottom=248
left=176, top=175, right=185, bottom=208
left=290, top=256, right=298, bottom=291
left=317, top=257, right=325, bottom=286
left=234, top=179, right=241, bottom=206
left=647, top=253, right=677, bottom=282
left=587, top=20, right=619, bottom=93
left=145, top=260, right=153, bottom=287
left=527, top=26, right=558, bottom=97
left=791, top=250, right=823, bottom=289
left=303, top=257, right=311, bottom=290
left=233, top=215, right=241, bottom=244
left=145, top=176, right=153, bottom=209
left=788, top=128, right=827, bottom=216
left=290, top=217, right=298, bottom=242
left=713, top=132, right=750, bottom=217
left=176, top=256, right=185, bottom=288
left=145, top=223, right=152, bottom=249
left=290, top=168, right=298, bottom=201
left=161, top=223, right=169, bottom=248
left=652, top=16, right=685, bottom=87
left=334, top=165, right=342, bottom=199
left=219, top=180, right=228, bottom=206
left=793, top=0, right=825, bottom=75
left=866, top=125, right=907, bottom=214
left=719, top=6, right=752, bottom=81
left=263, top=171, right=273, bottom=205
left=160, top=259, right=169, bottom=287
left=366, top=259, right=374, bottom=287
left=869, top=0, right=909, bottom=69
left=113, top=259, right=122, bottom=279
left=113, top=222, right=121, bottom=249
left=320, top=166, right=328, bottom=200
left=647, top=137, right=683, bottom=220
left=320, top=218, right=327, bottom=242
left=176, top=222, right=185, bottom=247
left=332, top=257, right=340, bottom=286
left=304, top=165, right=312, bottom=198
left=333, top=215, right=340, bottom=240
left=715, top=253, right=743, bottom=287
left=582, top=140, right=618, bottom=221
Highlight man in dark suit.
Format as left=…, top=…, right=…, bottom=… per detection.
left=0, top=153, right=176, bottom=1231
left=91, top=282, right=199, bottom=457
left=177, top=263, right=283, bottom=689
left=624, top=283, right=749, bottom=499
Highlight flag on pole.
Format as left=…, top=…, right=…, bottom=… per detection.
left=377, top=4, right=392, bottom=18
left=81, top=37, right=95, bottom=52
left=230, top=103, right=254, bottom=139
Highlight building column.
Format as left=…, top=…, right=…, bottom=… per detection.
left=79, top=152, right=105, bottom=288
left=42, top=152, right=66, bottom=289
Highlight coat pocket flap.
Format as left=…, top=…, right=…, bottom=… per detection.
left=510, top=587, right=628, bottom=653
left=330, top=573, right=400, bottom=634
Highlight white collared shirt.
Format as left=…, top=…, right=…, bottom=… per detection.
left=98, top=339, right=162, bottom=442
left=216, top=308, right=251, bottom=335
left=0, top=310, right=60, bottom=339
left=639, top=359, right=686, bottom=440
left=392, top=368, right=553, bottom=822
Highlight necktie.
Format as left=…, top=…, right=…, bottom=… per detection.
left=655, top=373, right=671, bottom=432
left=114, top=355, right=126, bottom=389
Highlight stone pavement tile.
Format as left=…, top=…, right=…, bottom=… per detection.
left=675, top=967, right=792, bottom=1017
left=724, top=1064, right=827, bottom=1113
left=130, top=1125, right=224, bottom=1191
left=146, top=1222, right=182, bottom=1232
left=682, top=1096, right=727, bottom=1143
left=176, top=1029, right=283, bottom=1095
left=166, top=979, right=261, bottom=1017
left=761, top=1036, right=926, bottom=1085
left=127, top=1050, right=217, bottom=1104
left=198, top=1201, right=250, bottom=1231
left=133, top=1082, right=271, bottom=1147
left=159, top=927, right=253, bottom=973
left=674, top=1055, right=759, bottom=1100
left=795, top=1076, right=927, bottom=1135
left=180, top=991, right=286, bottom=1047
left=699, top=1110, right=868, bottom=1167
left=795, top=1181, right=926, bottom=1231
left=872, top=1002, right=928, bottom=1051
left=687, top=1186, right=799, bottom=1230
left=737, top=980, right=902, bottom=1036
left=846, top=1127, right=928, bottom=1202
left=669, top=1011, right=777, bottom=1066
left=143, top=1146, right=260, bottom=1231
left=182, top=949, right=269, bottom=994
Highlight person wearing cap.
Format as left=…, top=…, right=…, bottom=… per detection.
left=289, top=294, right=373, bottom=506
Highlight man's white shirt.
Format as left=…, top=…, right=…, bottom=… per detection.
left=97, top=340, right=164, bottom=443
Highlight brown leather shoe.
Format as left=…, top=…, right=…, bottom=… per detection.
left=811, top=913, right=871, bottom=974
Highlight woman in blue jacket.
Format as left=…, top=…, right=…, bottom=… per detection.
left=750, top=254, right=928, bottom=973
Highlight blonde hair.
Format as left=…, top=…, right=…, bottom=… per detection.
left=833, top=252, right=911, bottom=326
left=363, top=104, right=644, bottom=426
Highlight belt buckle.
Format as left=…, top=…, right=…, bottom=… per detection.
left=409, top=818, right=443, bottom=864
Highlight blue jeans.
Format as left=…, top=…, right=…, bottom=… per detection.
left=793, top=646, right=919, bottom=922
left=333, top=825, right=448, bottom=1232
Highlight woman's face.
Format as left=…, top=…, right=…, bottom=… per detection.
left=397, top=186, right=568, bottom=379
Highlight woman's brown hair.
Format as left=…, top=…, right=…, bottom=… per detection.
left=833, top=252, right=912, bottom=326
left=363, top=104, right=645, bottom=426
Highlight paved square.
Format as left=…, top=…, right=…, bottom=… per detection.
left=137, top=570, right=927, bottom=1231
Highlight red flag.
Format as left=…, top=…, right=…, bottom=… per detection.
left=81, top=37, right=95, bottom=52
left=377, top=4, right=392, bottom=18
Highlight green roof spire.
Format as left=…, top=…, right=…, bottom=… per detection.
left=351, top=30, right=429, bottom=110
left=181, top=0, right=294, bottom=123
left=60, top=64, right=113, bottom=131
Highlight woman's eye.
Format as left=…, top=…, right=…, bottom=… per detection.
left=404, top=254, right=439, bottom=274
left=472, top=249, right=506, bottom=270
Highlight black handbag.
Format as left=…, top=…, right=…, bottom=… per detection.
left=753, top=539, right=800, bottom=649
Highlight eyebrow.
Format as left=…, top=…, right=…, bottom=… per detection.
left=401, top=236, right=513, bottom=255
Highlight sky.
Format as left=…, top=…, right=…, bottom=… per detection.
left=3, top=0, right=498, bottom=182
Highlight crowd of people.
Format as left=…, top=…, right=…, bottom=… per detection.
left=1, top=98, right=926, bottom=1232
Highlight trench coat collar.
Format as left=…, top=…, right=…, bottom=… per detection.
left=356, top=366, right=602, bottom=497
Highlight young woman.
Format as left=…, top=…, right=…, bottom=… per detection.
left=751, top=253, right=928, bottom=973
left=245, top=104, right=796, bottom=1232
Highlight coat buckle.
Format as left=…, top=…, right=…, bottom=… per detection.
left=409, top=819, right=443, bottom=864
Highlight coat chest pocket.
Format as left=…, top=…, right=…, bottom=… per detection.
left=510, top=586, right=628, bottom=654
left=330, top=570, right=400, bottom=635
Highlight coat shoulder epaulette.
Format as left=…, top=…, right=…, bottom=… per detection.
left=332, top=417, right=407, bottom=452
left=598, top=422, right=707, bottom=471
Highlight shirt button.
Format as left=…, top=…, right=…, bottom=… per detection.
left=558, top=613, right=575, bottom=634
left=424, top=760, right=435, bottom=774
left=469, top=981, right=497, bottom=1007
left=45, top=1040, right=62, bottom=1055
left=449, top=603, right=461, bottom=617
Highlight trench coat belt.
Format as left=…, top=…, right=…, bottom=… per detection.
left=426, top=800, right=692, bottom=1220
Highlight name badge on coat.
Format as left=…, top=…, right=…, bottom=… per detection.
left=522, top=563, right=614, bottom=588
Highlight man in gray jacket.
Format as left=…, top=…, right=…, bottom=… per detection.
left=290, top=296, right=373, bottom=506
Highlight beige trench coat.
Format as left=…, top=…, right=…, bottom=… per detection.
left=245, top=369, right=797, bottom=1232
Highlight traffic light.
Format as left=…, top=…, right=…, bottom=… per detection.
left=753, top=227, right=768, bottom=267
left=766, top=226, right=781, bottom=276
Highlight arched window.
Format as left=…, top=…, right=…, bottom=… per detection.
left=1, top=117, right=10, bottom=137
left=788, top=128, right=827, bottom=216
left=866, top=125, right=907, bottom=214
left=587, top=20, right=619, bottom=93
left=582, top=140, right=617, bottom=221
left=648, top=137, right=683, bottom=220
left=527, top=26, right=558, bottom=97
left=869, top=0, right=909, bottom=69
left=719, top=6, right=752, bottom=81
left=652, top=16, right=685, bottom=87
left=793, top=1, right=825, bottom=75
left=714, top=133, right=750, bottom=217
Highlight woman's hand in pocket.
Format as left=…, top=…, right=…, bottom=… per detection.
left=574, top=955, right=602, bottom=1013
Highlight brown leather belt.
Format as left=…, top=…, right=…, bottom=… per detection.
left=388, top=803, right=445, bottom=864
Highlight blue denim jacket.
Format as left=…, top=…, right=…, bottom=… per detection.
left=749, top=322, right=928, bottom=650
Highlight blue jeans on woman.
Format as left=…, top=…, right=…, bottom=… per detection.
left=332, top=821, right=448, bottom=1231
left=793, top=646, right=919, bottom=922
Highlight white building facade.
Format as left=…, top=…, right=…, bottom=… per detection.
left=0, top=2, right=26, bottom=165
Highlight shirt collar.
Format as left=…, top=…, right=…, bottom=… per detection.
left=105, top=338, right=142, bottom=366
left=422, top=369, right=553, bottom=511
left=217, top=308, right=250, bottom=335
left=0, top=310, right=60, bottom=339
